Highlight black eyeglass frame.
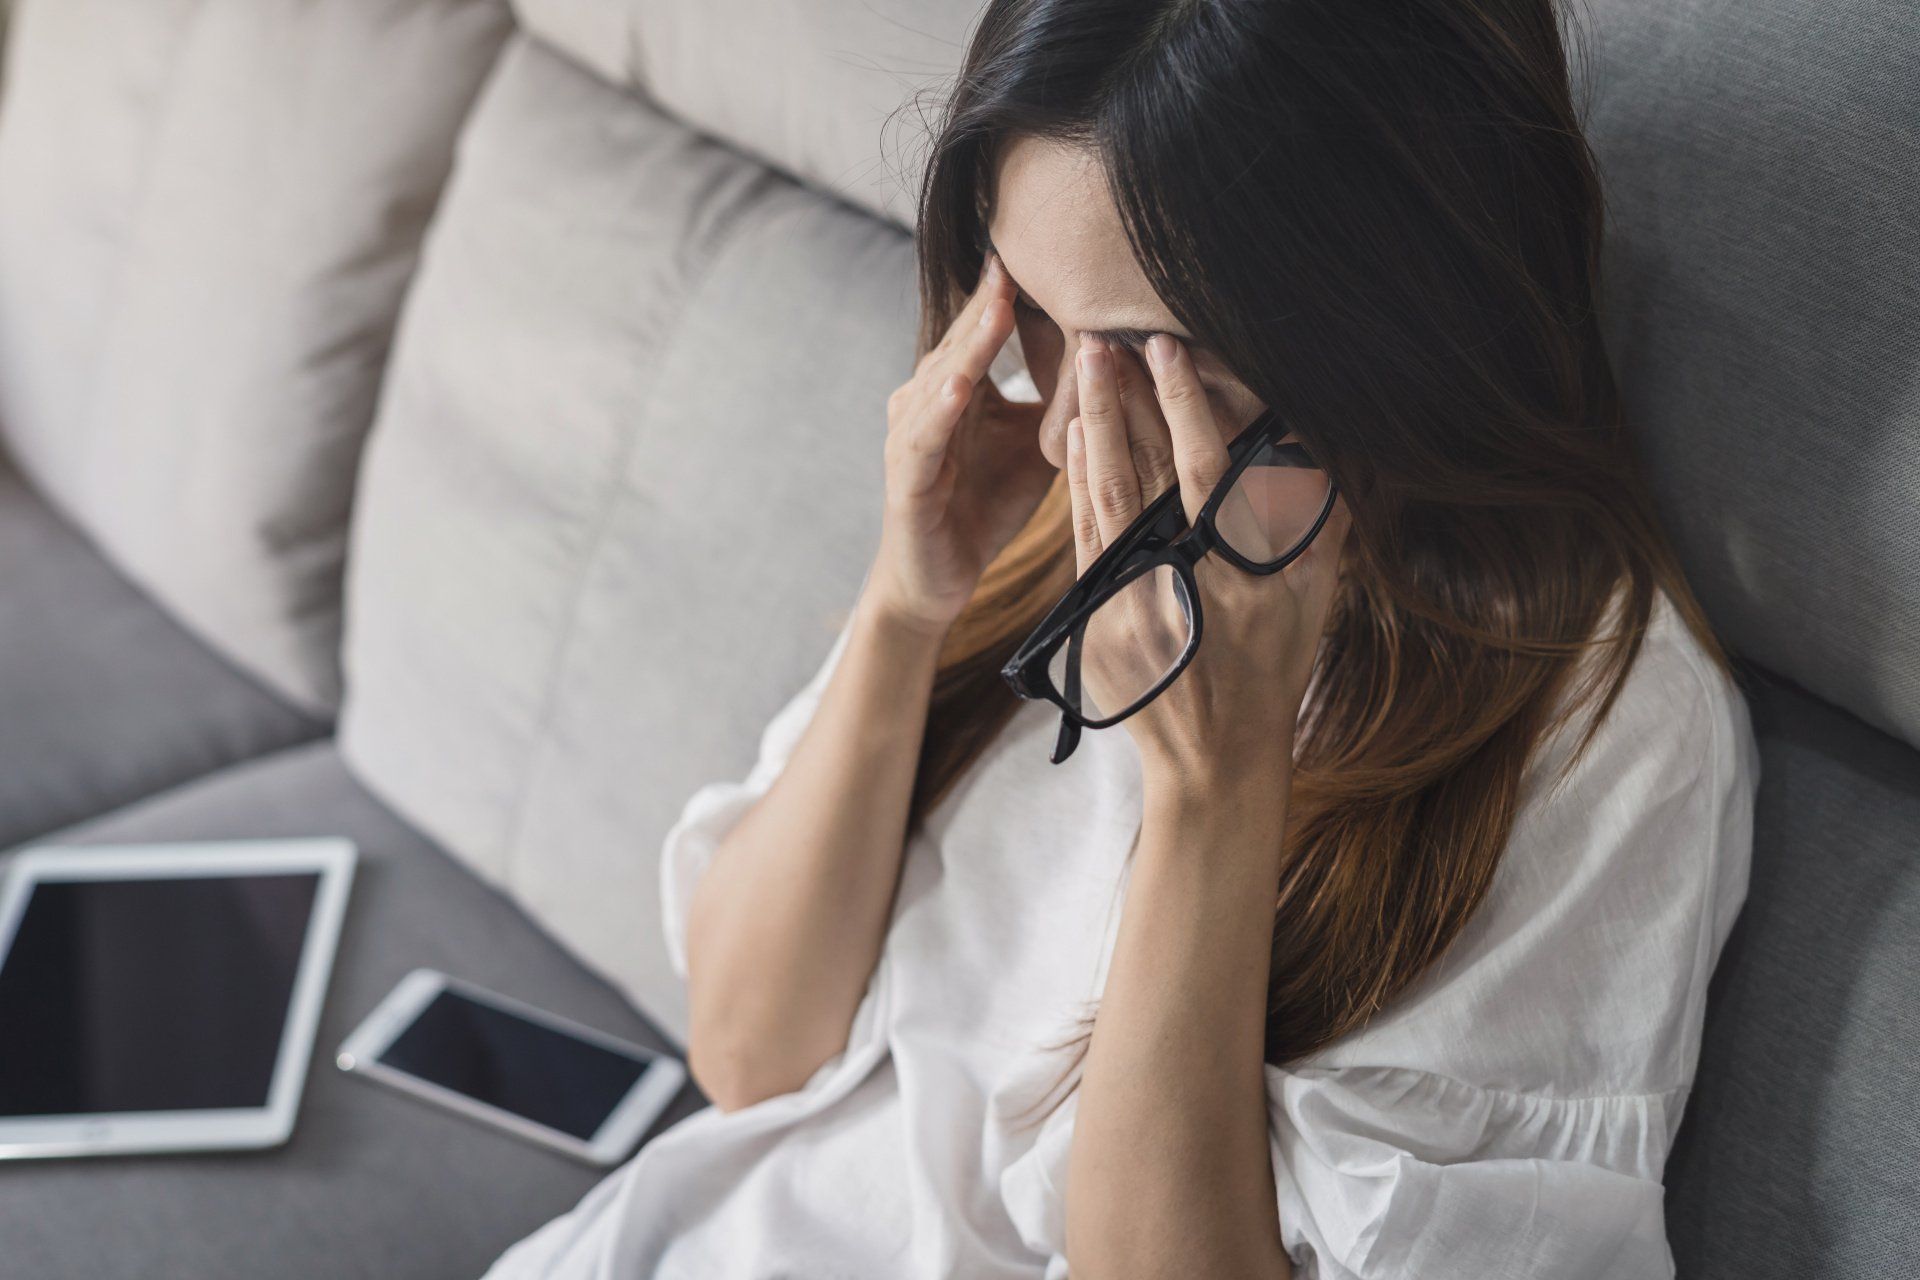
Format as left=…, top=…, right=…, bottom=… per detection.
left=999, top=406, right=1338, bottom=763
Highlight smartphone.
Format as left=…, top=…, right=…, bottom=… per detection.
left=336, top=969, right=687, bottom=1166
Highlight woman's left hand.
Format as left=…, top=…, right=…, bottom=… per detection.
left=1064, top=332, right=1352, bottom=793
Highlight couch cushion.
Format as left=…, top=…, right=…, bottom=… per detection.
left=511, top=0, right=973, bottom=228
left=338, top=35, right=909, bottom=1034
left=1664, top=666, right=1920, bottom=1277
left=0, top=0, right=513, bottom=713
left=0, top=446, right=326, bottom=848
left=0, top=739, right=703, bottom=1280
left=1577, top=0, right=1920, bottom=749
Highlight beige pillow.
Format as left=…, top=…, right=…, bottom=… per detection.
left=510, top=0, right=977, bottom=228
left=339, top=36, right=915, bottom=1030
left=0, top=0, right=513, bottom=711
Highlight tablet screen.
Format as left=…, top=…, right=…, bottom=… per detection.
left=0, top=872, right=321, bottom=1117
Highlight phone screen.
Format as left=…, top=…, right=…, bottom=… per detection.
left=375, top=988, right=653, bottom=1140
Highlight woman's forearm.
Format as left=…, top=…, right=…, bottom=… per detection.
left=681, top=577, right=944, bottom=1112
left=1065, top=763, right=1295, bottom=1280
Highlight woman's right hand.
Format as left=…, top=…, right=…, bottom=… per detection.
left=868, top=252, right=1054, bottom=636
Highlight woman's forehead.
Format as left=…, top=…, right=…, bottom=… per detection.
left=986, top=135, right=1194, bottom=347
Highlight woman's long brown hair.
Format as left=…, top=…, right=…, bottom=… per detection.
left=899, top=0, right=1747, bottom=1115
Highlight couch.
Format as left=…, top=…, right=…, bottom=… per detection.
left=0, top=0, right=1912, bottom=1276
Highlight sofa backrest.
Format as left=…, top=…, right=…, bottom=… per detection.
left=0, top=0, right=512, bottom=713
left=1577, top=0, right=1919, bottom=754
left=337, top=32, right=918, bottom=1031
left=511, top=0, right=974, bottom=229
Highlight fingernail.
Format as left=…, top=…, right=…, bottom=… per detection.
left=1147, top=333, right=1176, bottom=368
left=1067, top=417, right=1084, bottom=457
left=1078, top=337, right=1108, bottom=374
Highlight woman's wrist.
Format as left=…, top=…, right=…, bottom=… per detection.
left=854, top=571, right=955, bottom=654
left=1140, top=719, right=1297, bottom=810
left=1141, top=744, right=1295, bottom=862
left=857, top=542, right=973, bottom=644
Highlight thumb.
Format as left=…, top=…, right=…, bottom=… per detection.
left=1299, top=495, right=1353, bottom=616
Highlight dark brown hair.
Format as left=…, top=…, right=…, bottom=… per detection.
left=903, top=0, right=1741, bottom=1114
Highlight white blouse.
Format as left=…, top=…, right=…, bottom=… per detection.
left=484, top=583, right=1760, bottom=1279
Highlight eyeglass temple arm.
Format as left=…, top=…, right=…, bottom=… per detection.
left=1051, top=715, right=1081, bottom=765
left=1049, top=625, right=1085, bottom=764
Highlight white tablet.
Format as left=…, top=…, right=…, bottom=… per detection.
left=0, top=837, right=356, bottom=1160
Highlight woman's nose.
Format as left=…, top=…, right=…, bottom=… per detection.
left=1051, top=350, right=1079, bottom=415
left=1037, top=369, right=1080, bottom=470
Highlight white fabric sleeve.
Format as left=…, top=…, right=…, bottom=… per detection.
left=1266, top=1065, right=1680, bottom=1279
left=658, top=613, right=859, bottom=984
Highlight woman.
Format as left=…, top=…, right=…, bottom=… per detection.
left=487, top=0, right=1759, bottom=1275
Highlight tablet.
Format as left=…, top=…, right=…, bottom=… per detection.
left=0, top=837, right=356, bottom=1160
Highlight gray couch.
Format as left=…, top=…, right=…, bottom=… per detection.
left=0, top=1, right=1912, bottom=1276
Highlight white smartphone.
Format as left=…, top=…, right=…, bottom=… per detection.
left=336, top=969, right=686, bottom=1166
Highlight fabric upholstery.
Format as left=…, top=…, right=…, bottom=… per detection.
left=338, top=36, right=909, bottom=1032
left=0, top=741, right=705, bottom=1280
left=1663, top=665, right=1920, bottom=1277
left=1577, top=0, right=1920, bottom=749
left=511, top=0, right=975, bottom=228
left=0, top=0, right=514, bottom=713
left=0, top=446, right=326, bottom=849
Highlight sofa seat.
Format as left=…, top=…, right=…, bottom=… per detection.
left=0, top=449, right=328, bottom=848
left=1664, top=665, right=1920, bottom=1277
left=0, top=739, right=704, bottom=1280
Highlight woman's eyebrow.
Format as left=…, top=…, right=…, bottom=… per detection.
left=984, top=238, right=1211, bottom=360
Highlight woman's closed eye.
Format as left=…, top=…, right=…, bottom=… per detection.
left=1005, top=280, right=1231, bottom=411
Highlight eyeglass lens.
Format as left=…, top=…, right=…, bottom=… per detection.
left=1214, top=441, right=1333, bottom=568
left=1046, top=563, right=1195, bottom=723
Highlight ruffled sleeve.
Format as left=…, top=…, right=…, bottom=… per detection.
left=1000, top=1068, right=1680, bottom=1280
left=1267, top=1065, right=1680, bottom=1278
left=658, top=612, right=858, bottom=983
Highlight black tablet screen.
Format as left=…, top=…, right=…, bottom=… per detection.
left=0, top=873, right=320, bottom=1116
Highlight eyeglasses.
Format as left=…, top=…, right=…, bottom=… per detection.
left=1000, top=408, right=1337, bottom=764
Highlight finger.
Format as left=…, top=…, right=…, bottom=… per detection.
left=920, top=261, right=1020, bottom=418
left=1304, top=493, right=1355, bottom=587
left=949, top=289, right=1017, bottom=389
left=1290, top=494, right=1355, bottom=637
left=1109, top=345, right=1179, bottom=506
left=1064, top=416, right=1103, bottom=576
left=1076, top=335, right=1141, bottom=545
left=1145, top=333, right=1233, bottom=526
left=893, top=373, right=972, bottom=500
left=1209, top=450, right=1264, bottom=555
left=930, top=252, right=1014, bottom=362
